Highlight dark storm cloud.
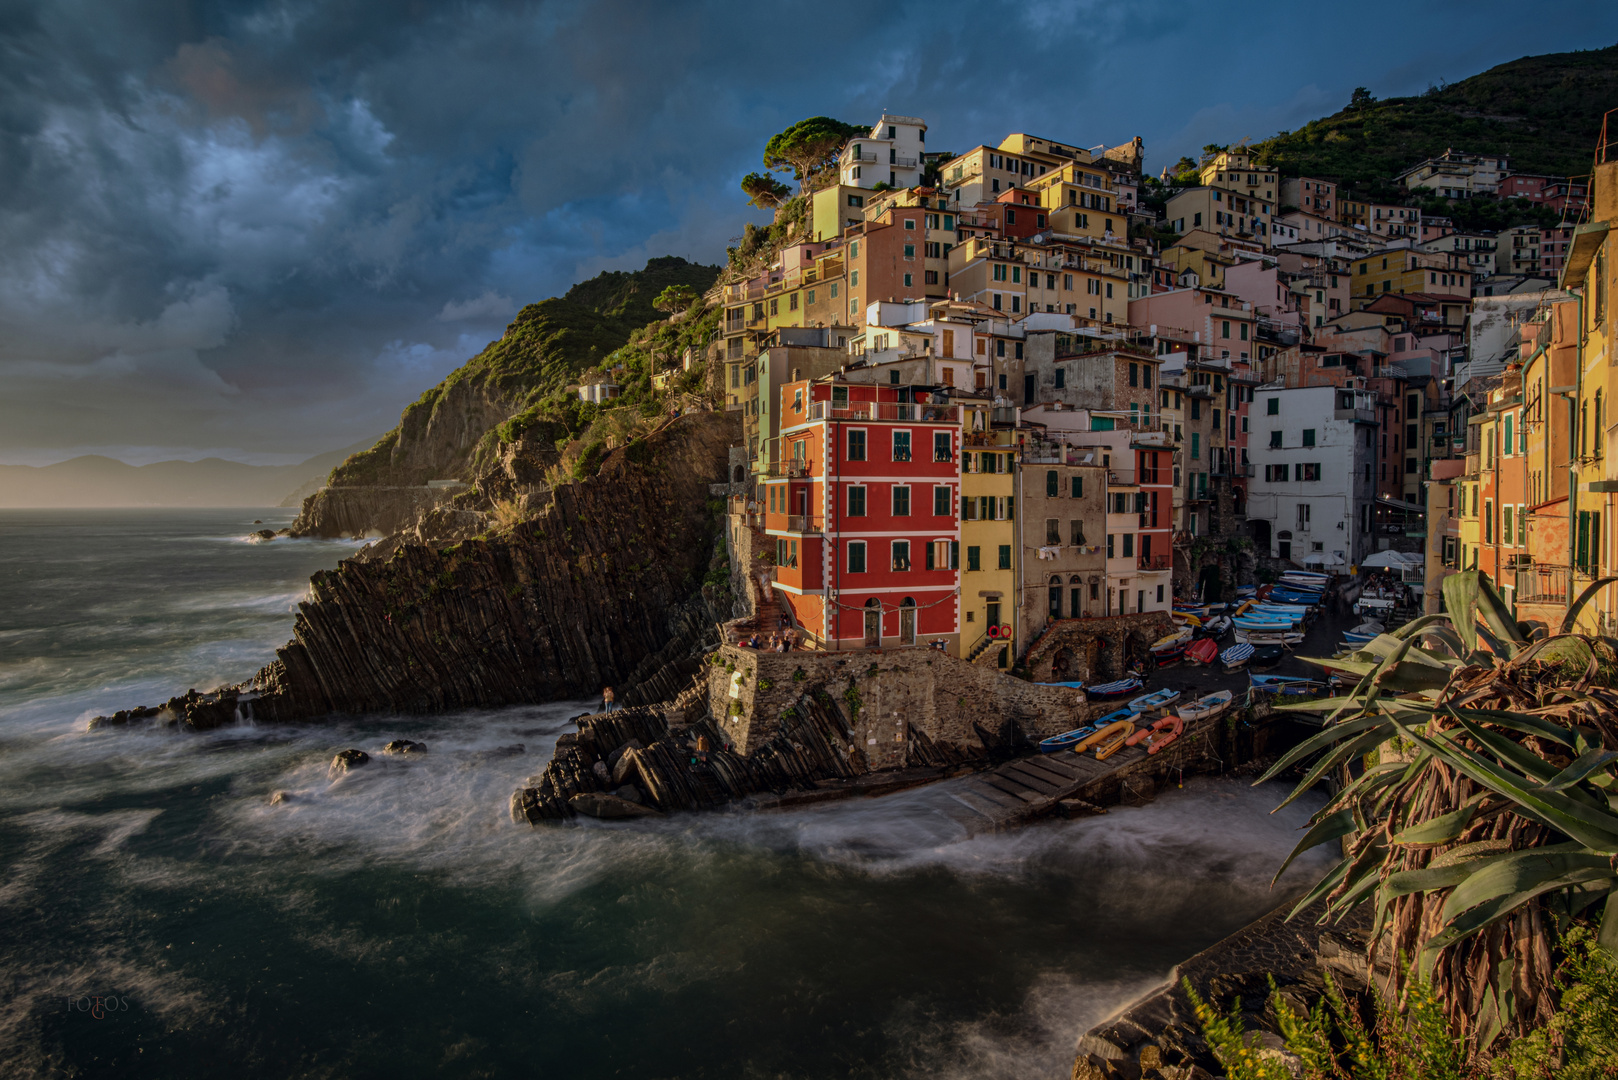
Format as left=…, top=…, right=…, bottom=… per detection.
left=0, top=0, right=1612, bottom=462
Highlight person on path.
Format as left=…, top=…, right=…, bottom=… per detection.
left=602, top=686, right=615, bottom=713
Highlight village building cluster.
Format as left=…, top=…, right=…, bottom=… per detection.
left=699, top=114, right=1613, bottom=663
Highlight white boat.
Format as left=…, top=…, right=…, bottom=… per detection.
left=1177, top=690, right=1236, bottom=722
left=1234, top=628, right=1304, bottom=645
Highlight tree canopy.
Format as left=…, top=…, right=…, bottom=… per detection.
left=762, top=116, right=867, bottom=190
left=653, top=284, right=700, bottom=313
left=740, top=171, right=792, bottom=209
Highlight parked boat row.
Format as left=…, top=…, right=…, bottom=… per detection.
left=1038, top=689, right=1236, bottom=760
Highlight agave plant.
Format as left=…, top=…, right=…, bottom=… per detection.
left=1260, top=570, right=1618, bottom=1053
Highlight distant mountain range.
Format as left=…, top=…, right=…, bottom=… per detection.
left=0, top=437, right=381, bottom=508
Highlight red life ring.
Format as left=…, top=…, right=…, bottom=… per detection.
left=1000, top=625, right=1012, bottom=639
left=988, top=625, right=1001, bottom=639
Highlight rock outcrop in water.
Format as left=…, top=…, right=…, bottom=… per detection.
left=94, top=410, right=741, bottom=729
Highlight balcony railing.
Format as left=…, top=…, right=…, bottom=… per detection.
left=894, top=156, right=918, bottom=169
left=765, top=460, right=811, bottom=478
left=1138, top=552, right=1172, bottom=570
left=807, top=402, right=961, bottom=423
left=1107, top=469, right=1138, bottom=487
left=846, top=151, right=877, bottom=164
left=1516, top=564, right=1570, bottom=604
left=1335, top=406, right=1378, bottom=424
left=785, top=515, right=821, bottom=534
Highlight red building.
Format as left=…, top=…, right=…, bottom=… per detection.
left=764, top=379, right=963, bottom=650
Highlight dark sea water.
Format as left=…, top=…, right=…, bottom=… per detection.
left=0, top=509, right=1332, bottom=1079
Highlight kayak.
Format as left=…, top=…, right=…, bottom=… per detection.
left=1126, top=688, right=1181, bottom=714
left=1185, top=638, right=1219, bottom=665
left=1220, top=642, right=1255, bottom=669
left=1086, top=677, right=1145, bottom=701
left=1151, top=629, right=1193, bottom=650
left=1177, top=690, right=1235, bottom=722
left=1072, top=718, right=1133, bottom=754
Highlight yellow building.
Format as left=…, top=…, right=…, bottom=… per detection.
left=959, top=404, right=1019, bottom=665
left=1198, top=150, right=1277, bottom=205
left=1157, top=244, right=1233, bottom=290
left=1349, top=248, right=1472, bottom=307
left=811, top=184, right=872, bottom=242
left=1564, top=155, right=1618, bottom=633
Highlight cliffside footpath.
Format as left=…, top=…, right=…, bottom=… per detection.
left=291, top=256, right=720, bottom=542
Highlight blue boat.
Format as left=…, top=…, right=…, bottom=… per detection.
left=1036, top=681, right=1087, bottom=689
left=1342, top=631, right=1376, bottom=644
left=1038, top=722, right=1101, bottom=752
left=1086, top=677, right=1145, bottom=701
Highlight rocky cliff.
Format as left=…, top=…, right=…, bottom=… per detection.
left=93, top=410, right=741, bottom=730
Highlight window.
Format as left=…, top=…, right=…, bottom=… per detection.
left=1070, top=475, right=1083, bottom=498
left=847, top=485, right=866, bottom=517
left=1071, top=520, right=1085, bottom=545
left=1266, top=397, right=1279, bottom=415
left=1269, top=430, right=1282, bottom=448
left=847, top=429, right=866, bottom=461
left=892, top=430, right=911, bottom=462
left=1302, top=428, right=1315, bottom=447
left=903, top=273, right=913, bottom=288
left=892, top=486, right=910, bottom=516
left=1300, top=463, right=1321, bottom=481
left=934, top=431, right=952, bottom=462
left=997, top=544, right=1011, bottom=570
left=848, top=542, right=866, bottom=573
left=904, top=244, right=915, bottom=258
left=1191, top=432, right=1200, bottom=460
left=1046, top=470, right=1059, bottom=497
left=892, top=541, right=910, bottom=571
left=1266, top=464, right=1290, bottom=481
left=1054, top=368, right=1066, bottom=389
left=1046, top=518, right=1061, bottom=545
left=933, top=485, right=950, bottom=516
left=1106, top=534, right=1114, bottom=558
left=1121, top=534, right=1134, bottom=557
left=967, top=545, right=981, bottom=571
left=1222, top=320, right=1231, bottom=339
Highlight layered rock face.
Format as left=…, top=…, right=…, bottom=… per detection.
left=232, top=410, right=740, bottom=723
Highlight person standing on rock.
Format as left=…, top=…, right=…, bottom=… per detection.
left=602, top=686, right=615, bottom=713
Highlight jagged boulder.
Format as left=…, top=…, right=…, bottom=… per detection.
left=329, top=749, right=370, bottom=777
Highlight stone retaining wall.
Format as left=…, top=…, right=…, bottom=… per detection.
left=705, top=644, right=1099, bottom=760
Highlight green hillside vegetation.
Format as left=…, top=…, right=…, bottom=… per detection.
left=1249, top=42, right=1618, bottom=198
left=329, top=257, right=720, bottom=486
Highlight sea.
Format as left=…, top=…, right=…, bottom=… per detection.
left=0, top=508, right=1332, bottom=1079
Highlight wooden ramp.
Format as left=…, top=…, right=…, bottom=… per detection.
left=936, top=727, right=1200, bottom=835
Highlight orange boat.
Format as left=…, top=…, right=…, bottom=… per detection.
left=1143, top=716, right=1185, bottom=755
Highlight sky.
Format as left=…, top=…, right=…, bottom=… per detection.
left=2, top=1, right=1615, bottom=466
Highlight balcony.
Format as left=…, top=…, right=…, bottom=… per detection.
left=893, top=155, right=918, bottom=169
left=785, top=515, right=821, bottom=534
left=807, top=402, right=961, bottom=423
left=846, top=151, right=878, bottom=164
left=765, top=460, right=812, bottom=478
left=1138, top=552, right=1172, bottom=571
left=1516, top=563, right=1570, bottom=604
left=1334, top=406, right=1378, bottom=424
left=1107, top=469, right=1139, bottom=487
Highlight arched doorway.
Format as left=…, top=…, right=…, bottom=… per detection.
left=1277, top=529, right=1293, bottom=560
left=1084, top=637, right=1103, bottom=680
left=732, top=464, right=745, bottom=484
left=899, top=597, right=917, bottom=646
left=1069, top=575, right=1084, bottom=619
left=1051, top=646, right=1076, bottom=681
left=863, top=599, right=881, bottom=648
left=1047, top=576, right=1062, bottom=621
